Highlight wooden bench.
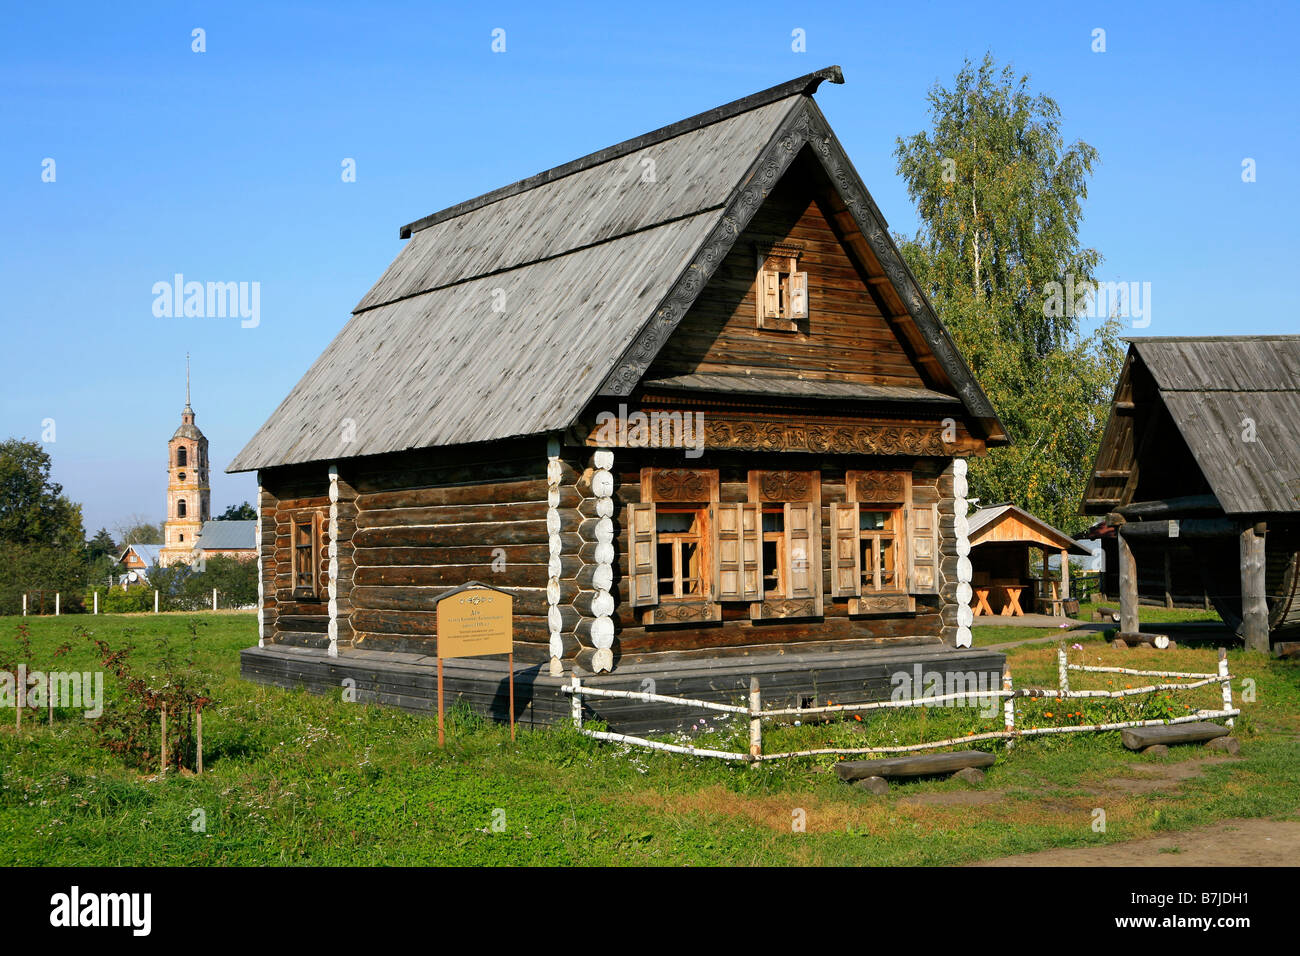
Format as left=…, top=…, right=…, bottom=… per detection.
left=836, top=750, right=996, bottom=793
left=1121, top=721, right=1231, bottom=755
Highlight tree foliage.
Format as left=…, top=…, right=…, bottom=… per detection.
left=217, top=501, right=257, bottom=521
left=893, top=54, right=1123, bottom=533
left=0, top=438, right=84, bottom=549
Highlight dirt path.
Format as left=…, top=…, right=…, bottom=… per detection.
left=968, top=818, right=1300, bottom=866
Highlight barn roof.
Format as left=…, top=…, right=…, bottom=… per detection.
left=229, top=67, right=1002, bottom=473
left=1083, top=337, right=1300, bottom=516
left=118, top=543, right=163, bottom=567
left=194, top=520, right=257, bottom=551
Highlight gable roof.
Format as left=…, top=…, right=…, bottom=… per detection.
left=229, top=67, right=1003, bottom=473
left=967, top=504, right=1092, bottom=554
left=118, top=543, right=163, bottom=567
left=1083, top=337, right=1300, bottom=515
left=194, top=520, right=257, bottom=551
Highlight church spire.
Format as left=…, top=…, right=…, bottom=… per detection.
left=185, top=352, right=192, bottom=411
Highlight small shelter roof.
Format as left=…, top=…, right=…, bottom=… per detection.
left=967, top=504, right=1091, bottom=555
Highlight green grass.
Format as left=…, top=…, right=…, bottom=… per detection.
left=1, top=613, right=1297, bottom=865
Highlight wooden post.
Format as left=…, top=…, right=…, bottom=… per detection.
left=748, top=676, right=762, bottom=767
left=1163, top=550, right=1173, bottom=609
left=15, top=671, right=21, bottom=732
left=1218, top=648, right=1234, bottom=729
left=570, top=676, right=583, bottom=730
left=508, top=651, right=516, bottom=743
left=1057, top=645, right=1070, bottom=695
left=436, top=656, right=445, bottom=748
left=1239, top=524, right=1269, bottom=653
left=55, top=592, right=60, bottom=616
left=196, top=707, right=204, bottom=774
left=21, top=594, right=26, bottom=617
left=93, top=591, right=99, bottom=615
left=48, top=671, right=54, bottom=727
left=160, top=702, right=168, bottom=774
left=154, top=589, right=159, bottom=614
left=212, top=588, right=218, bottom=611
left=1060, top=548, right=1069, bottom=601
left=1118, top=532, right=1139, bottom=636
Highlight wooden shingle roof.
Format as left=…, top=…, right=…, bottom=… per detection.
left=230, top=67, right=1001, bottom=472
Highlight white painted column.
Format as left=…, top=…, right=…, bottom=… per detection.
left=93, top=591, right=98, bottom=615
left=154, top=589, right=159, bottom=613
left=952, top=458, right=973, bottom=648
left=55, top=592, right=60, bottom=616
left=327, top=466, right=340, bottom=658
left=589, top=448, right=616, bottom=674
left=256, top=481, right=266, bottom=647
left=546, top=438, right=566, bottom=676
left=212, top=587, right=218, bottom=611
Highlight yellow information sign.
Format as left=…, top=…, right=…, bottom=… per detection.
left=435, top=586, right=513, bottom=658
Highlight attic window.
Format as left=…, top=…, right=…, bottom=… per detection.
left=755, top=242, right=807, bottom=331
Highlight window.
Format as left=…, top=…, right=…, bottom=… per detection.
left=831, top=470, right=941, bottom=612
left=857, top=507, right=901, bottom=592
left=655, top=510, right=707, bottom=598
left=291, top=512, right=321, bottom=598
left=761, top=509, right=784, bottom=594
left=177, top=446, right=187, bottom=467
left=177, top=498, right=187, bottom=518
left=755, top=243, right=808, bottom=331
left=746, top=470, right=821, bottom=618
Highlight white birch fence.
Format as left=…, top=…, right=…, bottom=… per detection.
left=560, top=646, right=1239, bottom=765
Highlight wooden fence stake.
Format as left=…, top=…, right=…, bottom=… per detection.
left=196, top=707, right=203, bottom=774
left=21, top=594, right=26, bottom=616
left=160, top=703, right=168, bottom=775
left=1057, top=644, right=1070, bottom=695
left=154, top=590, right=159, bottom=614
left=1002, top=666, right=1015, bottom=749
left=212, top=588, right=218, bottom=611
left=748, top=676, right=762, bottom=768
left=1218, top=648, right=1234, bottom=729
left=48, top=671, right=54, bottom=727
left=93, top=591, right=99, bottom=615
left=570, top=676, right=583, bottom=730
left=55, top=592, right=60, bottom=616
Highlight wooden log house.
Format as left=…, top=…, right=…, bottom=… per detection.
left=1082, top=336, right=1300, bottom=653
left=965, top=504, right=1091, bottom=617
left=229, top=67, right=1012, bottom=728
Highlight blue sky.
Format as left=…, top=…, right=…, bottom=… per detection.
left=2, top=0, right=1297, bottom=537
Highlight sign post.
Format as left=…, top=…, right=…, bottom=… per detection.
left=434, top=581, right=515, bottom=746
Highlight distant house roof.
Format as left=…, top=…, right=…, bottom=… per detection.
left=1084, top=337, right=1300, bottom=515
left=967, top=504, right=1092, bottom=555
left=117, top=543, right=163, bottom=571
left=228, top=66, right=1004, bottom=473
left=194, top=520, right=257, bottom=551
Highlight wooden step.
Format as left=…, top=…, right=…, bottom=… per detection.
left=1120, top=722, right=1229, bottom=751
left=834, top=750, right=995, bottom=782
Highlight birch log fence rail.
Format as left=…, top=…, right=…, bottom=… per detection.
left=561, top=646, right=1239, bottom=764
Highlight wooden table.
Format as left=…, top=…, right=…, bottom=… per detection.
left=998, top=585, right=1024, bottom=617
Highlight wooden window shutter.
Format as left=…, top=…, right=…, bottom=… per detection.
left=711, top=503, right=762, bottom=601
left=626, top=502, right=659, bottom=607
left=830, top=502, right=861, bottom=597
left=785, top=501, right=821, bottom=609
left=758, top=269, right=781, bottom=326
left=788, top=271, right=808, bottom=319
left=908, top=502, right=940, bottom=594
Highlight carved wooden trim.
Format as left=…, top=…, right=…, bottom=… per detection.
left=643, top=601, right=722, bottom=626
left=852, top=470, right=907, bottom=503
left=754, top=598, right=819, bottom=620
left=754, top=470, right=814, bottom=502
left=849, top=594, right=915, bottom=616
left=641, top=467, right=719, bottom=503
left=707, top=420, right=950, bottom=456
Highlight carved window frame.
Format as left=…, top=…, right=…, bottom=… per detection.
left=755, top=241, right=808, bottom=332
left=290, top=509, right=322, bottom=600
left=634, top=468, right=723, bottom=626
left=747, top=470, right=823, bottom=620
left=842, top=470, right=915, bottom=616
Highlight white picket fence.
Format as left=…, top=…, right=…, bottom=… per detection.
left=561, top=646, right=1238, bottom=764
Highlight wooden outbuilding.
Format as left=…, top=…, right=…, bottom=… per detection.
left=229, top=67, right=1012, bottom=728
left=966, top=504, right=1091, bottom=616
left=1082, top=336, right=1300, bottom=652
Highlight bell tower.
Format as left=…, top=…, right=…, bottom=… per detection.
left=159, top=356, right=211, bottom=566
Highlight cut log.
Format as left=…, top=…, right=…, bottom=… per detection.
left=835, top=750, right=995, bottom=782
left=1094, top=605, right=1120, bottom=623
left=854, top=776, right=890, bottom=795
left=1121, top=721, right=1229, bottom=751
left=1204, top=736, right=1241, bottom=755
left=1116, top=631, right=1170, bottom=649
